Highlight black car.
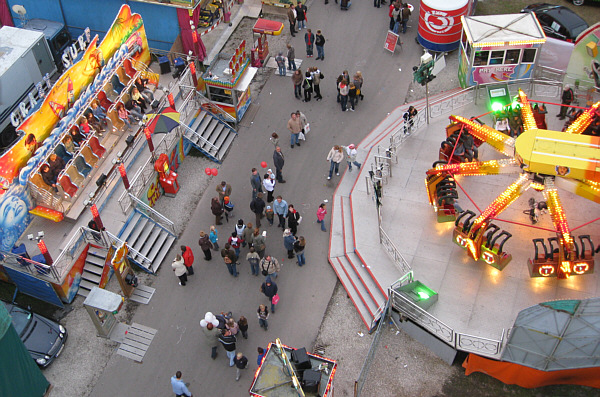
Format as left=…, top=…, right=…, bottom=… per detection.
left=2, top=301, right=68, bottom=368
left=522, top=3, right=589, bottom=42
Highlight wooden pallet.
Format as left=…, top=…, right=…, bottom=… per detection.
left=116, top=323, right=157, bottom=362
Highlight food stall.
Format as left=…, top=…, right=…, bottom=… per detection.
left=251, top=18, right=284, bottom=67
left=458, top=13, right=546, bottom=88
left=202, top=40, right=257, bottom=122
left=250, top=339, right=337, bottom=397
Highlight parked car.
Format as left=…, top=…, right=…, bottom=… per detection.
left=571, top=0, right=600, bottom=6
left=522, top=3, right=589, bottom=42
left=2, top=301, right=67, bottom=368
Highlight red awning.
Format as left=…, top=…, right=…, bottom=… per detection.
left=253, top=18, right=284, bottom=35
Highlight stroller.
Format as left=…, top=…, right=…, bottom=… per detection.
left=340, top=0, right=351, bottom=10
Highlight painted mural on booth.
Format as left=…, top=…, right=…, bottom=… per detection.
left=565, top=23, right=600, bottom=89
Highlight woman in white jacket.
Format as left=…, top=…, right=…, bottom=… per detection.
left=326, top=145, right=344, bottom=180
left=172, top=254, right=188, bottom=286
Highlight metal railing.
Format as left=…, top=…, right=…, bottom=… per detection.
left=378, top=227, right=412, bottom=276
left=0, top=248, right=60, bottom=283
left=128, top=193, right=178, bottom=236
left=354, top=298, right=390, bottom=397
left=179, top=122, right=219, bottom=153
left=27, top=183, right=65, bottom=214
left=104, top=230, right=153, bottom=271
left=117, top=129, right=183, bottom=213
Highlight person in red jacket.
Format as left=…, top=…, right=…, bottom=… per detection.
left=181, top=245, right=195, bottom=275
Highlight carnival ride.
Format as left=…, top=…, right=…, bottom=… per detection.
left=426, top=89, right=600, bottom=279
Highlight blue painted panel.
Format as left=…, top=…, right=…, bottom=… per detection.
left=2, top=267, right=64, bottom=308
left=6, top=0, right=64, bottom=26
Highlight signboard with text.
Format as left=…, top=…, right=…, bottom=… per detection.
left=384, top=31, right=399, bottom=53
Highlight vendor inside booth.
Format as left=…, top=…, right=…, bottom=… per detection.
left=202, top=40, right=258, bottom=123
left=251, top=18, right=284, bottom=67
left=458, top=13, right=546, bottom=88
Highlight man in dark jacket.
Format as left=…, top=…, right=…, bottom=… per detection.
left=211, top=197, right=224, bottom=225
left=557, top=84, right=574, bottom=120
left=273, top=147, right=286, bottom=183
left=287, top=5, right=297, bottom=37
left=48, top=154, right=65, bottom=180
left=250, top=192, right=266, bottom=227
left=218, top=329, right=237, bottom=366
left=260, top=276, right=279, bottom=313
left=250, top=168, right=262, bottom=200
left=315, top=30, right=325, bottom=60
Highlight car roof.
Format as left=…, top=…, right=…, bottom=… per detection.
left=543, top=7, right=588, bottom=28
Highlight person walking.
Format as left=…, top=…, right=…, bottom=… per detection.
left=251, top=168, right=262, bottom=200
left=242, top=221, right=254, bottom=248
left=211, top=197, right=224, bottom=225
left=296, top=110, right=309, bottom=135
left=287, top=112, right=303, bottom=148
left=253, top=228, right=267, bottom=258
left=275, top=52, right=286, bottom=76
left=317, top=203, right=327, bottom=232
left=273, top=196, right=288, bottom=229
left=228, top=232, right=242, bottom=258
left=260, top=276, right=279, bottom=313
left=304, top=28, right=315, bottom=57
left=315, top=30, right=325, bottom=60
left=221, top=244, right=239, bottom=277
left=250, top=192, right=266, bottom=227
left=171, top=371, right=193, bottom=397
left=172, top=254, right=188, bottom=286
left=247, top=247, right=261, bottom=276
left=283, top=228, right=295, bottom=259
left=201, top=322, right=220, bottom=360
left=238, top=316, right=249, bottom=339
left=198, top=231, right=213, bottom=260
left=311, top=67, right=324, bottom=100
left=294, top=236, right=306, bottom=266
left=557, top=84, right=574, bottom=120
left=257, top=305, right=269, bottom=331
left=287, top=204, right=301, bottom=236
left=338, top=79, right=349, bottom=111
left=262, top=174, right=276, bottom=203
left=218, top=329, right=237, bottom=367
left=234, top=352, right=249, bottom=381
left=292, top=69, right=303, bottom=100
left=296, top=1, right=307, bottom=30
left=260, top=255, right=280, bottom=279
left=400, top=2, right=411, bottom=34
left=326, top=145, right=344, bottom=179
left=286, top=44, right=296, bottom=72
left=343, top=144, right=362, bottom=171
left=181, top=245, right=195, bottom=275
left=302, top=71, right=313, bottom=103
left=273, top=147, right=286, bottom=182
left=209, top=225, right=219, bottom=251
left=287, top=5, right=297, bottom=37
left=216, top=181, right=232, bottom=206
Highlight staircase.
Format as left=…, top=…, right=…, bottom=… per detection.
left=183, top=108, right=237, bottom=163
left=118, top=209, right=177, bottom=274
left=77, top=246, right=109, bottom=297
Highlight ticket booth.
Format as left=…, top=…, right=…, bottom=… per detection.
left=154, top=153, right=179, bottom=197
left=83, top=287, right=124, bottom=338
left=202, top=40, right=258, bottom=123
left=458, top=13, right=546, bottom=88
left=251, top=18, right=284, bottom=67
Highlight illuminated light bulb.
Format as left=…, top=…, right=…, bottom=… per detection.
left=417, top=291, right=430, bottom=300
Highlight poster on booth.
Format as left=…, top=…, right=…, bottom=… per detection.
left=564, top=22, right=600, bottom=90
left=0, top=4, right=152, bottom=253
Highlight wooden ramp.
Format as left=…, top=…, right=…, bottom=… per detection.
left=129, top=285, right=155, bottom=305
left=115, top=323, right=157, bottom=362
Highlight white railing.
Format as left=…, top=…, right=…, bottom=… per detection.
left=128, top=193, right=178, bottom=236
left=379, top=227, right=412, bottom=276
left=104, top=230, right=153, bottom=272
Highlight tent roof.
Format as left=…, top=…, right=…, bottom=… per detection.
left=502, top=297, right=600, bottom=371
left=462, top=13, right=546, bottom=45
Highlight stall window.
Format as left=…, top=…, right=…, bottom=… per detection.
left=208, top=86, right=234, bottom=105
left=504, top=49, right=520, bottom=65
left=521, top=48, right=537, bottom=63
left=489, top=50, right=505, bottom=65
left=465, top=42, right=472, bottom=61
left=474, top=50, right=489, bottom=66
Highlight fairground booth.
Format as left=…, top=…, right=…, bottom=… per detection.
left=202, top=40, right=257, bottom=122
left=458, top=13, right=546, bottom=88
left=0, top=5, right=185, bottom=307
left=250, top=339, right=337, bottom=397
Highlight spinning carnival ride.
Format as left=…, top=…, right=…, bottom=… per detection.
left=426, top=89, right=600, bottom=279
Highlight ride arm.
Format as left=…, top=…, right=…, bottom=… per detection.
left=449, top=115, right=515, bottom=157
left=565, top=102, right=600, bottom=135
left=426, top=158, right=519, bottom=176
left=517, top=90, right=538, bottom=132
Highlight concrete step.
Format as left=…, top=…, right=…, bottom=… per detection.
left=330, top=195, right=345, bottom=258
left=151, top=234, right=177, bottom=273
left=119, top=211, right=142, bottom=240
left=83, top=261, right=104, bottom=276
left=127, top=216, right=150, bottom=249
left=341, top=196, right=354, bottom=253
left=81, top=271, right=101, bottom=284
left=85, top=252, right=106, bottom=267
left=329, top=255, right=373, bottom=328
left=346, top=251, right=387, bottom=310
left=146, top=231, right=170, bottom=264
left=138, top=226, right=162, bottom=258
left=216, top=131, right=236, bottom=161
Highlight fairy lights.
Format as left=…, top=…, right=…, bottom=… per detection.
left=472, top=174, right=528, bottom=230
left=518, top=90, right=537, bottom=131
left=545, top=188, right=573, bottom=246
left=449, top=115, right=514, bottom=156
left=565, top=102, right=600, bottom=135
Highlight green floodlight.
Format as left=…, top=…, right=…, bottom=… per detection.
left=491, top=102, right=504, bottom=112
left=417, top=291, right=430, bottom=300
left=394, top=280, right=439, bottom=311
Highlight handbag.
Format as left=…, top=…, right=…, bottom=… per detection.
left=298, top=131, right=306, bottom=141
left=297, top=215, right=303, bottom=224
left=304, top=123, right=311, bottom=133
left=272, top=294, right=280, bottom=305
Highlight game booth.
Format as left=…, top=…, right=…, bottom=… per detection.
left=251, top=19, right=284, bottom=67
left=458, top=13, right=546, bottom=88
left=202, top=40, right=257, bottom=123
left=249, top=339, right=337, bottom=397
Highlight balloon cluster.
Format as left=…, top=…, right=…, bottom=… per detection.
left=199, top=311, right=219, bottom=328
left=204, top=168, right=219, bottom=176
